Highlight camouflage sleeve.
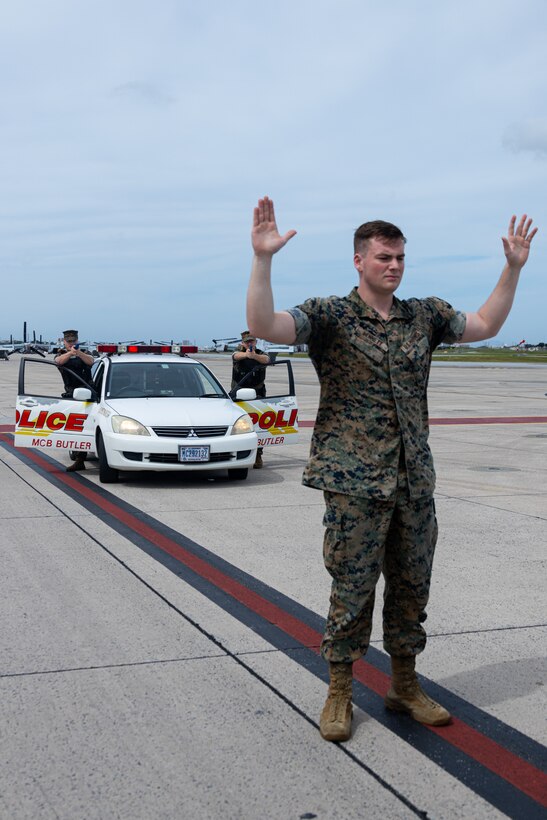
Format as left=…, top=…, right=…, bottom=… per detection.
left=285, top=307, right=312, bottom=345
left=423, top=297, right=467, bottom=346
left=286, top=297, right=331, bottom=345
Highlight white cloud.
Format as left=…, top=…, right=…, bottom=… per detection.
left=503, top=119, right=547, bottom=158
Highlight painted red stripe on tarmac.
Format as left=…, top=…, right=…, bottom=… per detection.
left=428, top=720, right=547, bottom=806
left=351, top=661, right=547, bottom=806
left=2, top=434, right=546, bottom=807
left=5, top=442, right=322, bottom=649
left=299, top=416, right=547, bottom=428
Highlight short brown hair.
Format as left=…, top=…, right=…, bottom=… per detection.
left=354, top=220, right=406, bottom=253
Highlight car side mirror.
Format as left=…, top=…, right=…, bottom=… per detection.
left=234, top=387, right=257, bottom=401
left=72, top=387, right=94, bottom=401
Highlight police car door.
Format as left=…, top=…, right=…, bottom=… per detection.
left=15, top=357, right=97, bottom=457
left=233, top=359, right=299, bottom=448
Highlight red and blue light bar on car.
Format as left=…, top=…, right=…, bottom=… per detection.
left=97, top=344, right=198, bottom=354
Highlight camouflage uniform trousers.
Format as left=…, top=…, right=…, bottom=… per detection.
left=321, top=482, right=438, bottom=663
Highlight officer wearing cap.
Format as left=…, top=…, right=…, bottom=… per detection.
left=231, top=331, right=270, bottom=468
left=55, top=330, right=94, bottom=472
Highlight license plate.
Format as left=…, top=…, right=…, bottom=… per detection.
left=178, top=445, right=210, bottom=462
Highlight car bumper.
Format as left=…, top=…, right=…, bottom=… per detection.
left=101, top=430, right=258, bottom=471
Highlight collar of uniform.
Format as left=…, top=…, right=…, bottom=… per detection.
left=347, top=288, right=409, bottom=322
left=388, top=296, right=412, bottom=321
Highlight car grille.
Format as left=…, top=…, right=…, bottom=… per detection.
left=151, top=426, right=228, bottom=438
left=148, top=452, right=235, bottom=464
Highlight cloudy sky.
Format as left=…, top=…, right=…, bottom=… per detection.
left=2, top=0, right=546, bottom=346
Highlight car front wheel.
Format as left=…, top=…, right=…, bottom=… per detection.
left=228, top=468, right=248, bottom=481
left=97, top=434, right=119, bottom=483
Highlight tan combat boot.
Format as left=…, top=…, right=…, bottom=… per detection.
left=319, top=662, right=353, bottom=741
left=385, top=656, right=451, bottom=726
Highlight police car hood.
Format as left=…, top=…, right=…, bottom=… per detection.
left=104, top=397, right=246, bottom=427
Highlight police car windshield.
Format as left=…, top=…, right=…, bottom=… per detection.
left=106, top=361, right=227, bottom=399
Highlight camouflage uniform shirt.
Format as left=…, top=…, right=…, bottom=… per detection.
left=287, top=288, right=466, bottom=501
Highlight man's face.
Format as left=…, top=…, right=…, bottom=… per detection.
left=64, top=336, right=78, bottom=350
left=354, top=237, right=405, bottom=296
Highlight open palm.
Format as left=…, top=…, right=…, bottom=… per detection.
left=502, top=214, right=537, bottom=268
left=252, top=196, right=296, bottom=256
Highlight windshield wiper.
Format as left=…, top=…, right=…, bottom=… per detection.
left=199, top=393, right=224, bottom=398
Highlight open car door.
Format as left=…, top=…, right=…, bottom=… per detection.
left=15, top=357, right=97, bottom=457
left=232, top=359, right=298, bottom=449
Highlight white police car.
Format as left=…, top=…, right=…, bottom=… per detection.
left=15, top=343, right=263, bottom=483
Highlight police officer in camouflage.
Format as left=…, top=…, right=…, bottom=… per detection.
left=246, top=196, right=537, bottom=742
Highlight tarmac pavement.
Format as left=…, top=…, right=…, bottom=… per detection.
left=0, top=354, right=546, bottom=819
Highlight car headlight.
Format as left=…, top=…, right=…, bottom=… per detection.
left=231, top=414, right=254, bottom=435
left=111, top=415, right=150, bottom=436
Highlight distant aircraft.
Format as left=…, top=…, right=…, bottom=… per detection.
left=212, top=336, right=241, bottom=352
left=4, top=343, right=47, bottom=357
left=261, top=342, right=296, bottom=354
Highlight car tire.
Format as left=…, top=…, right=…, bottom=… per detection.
left=97, top=434, right=119, bottom=483
left=228, top=468, right=248, bottom=481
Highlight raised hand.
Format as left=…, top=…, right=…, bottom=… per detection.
left=252, top=196, right=297, bottom=257
left=502, top=215, right=537, bottom=269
